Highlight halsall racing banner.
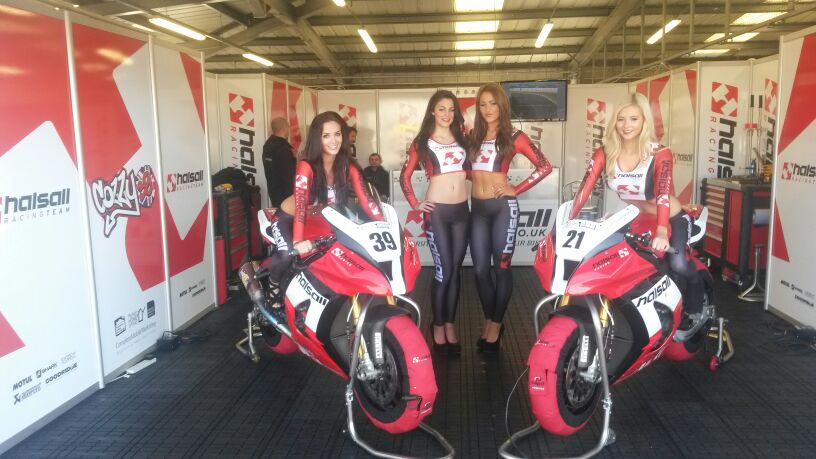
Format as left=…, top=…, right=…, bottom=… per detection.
left=152, top=44, right=215, bottom=329
left=72, top=19, right=169, bottom=376
left=670, top=67, right=698, bottom=203
left=767, top=27, right=816, bottom=328
left=0, top=5, right=99, bottom=448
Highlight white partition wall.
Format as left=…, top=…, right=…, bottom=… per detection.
left=318, top=90, right=378, bottom=160
left=767, top=26, right=816, bottom=328
left=377, top=89, right=436, bottom=170
left=153, top=44, right=216, bottom=329
left=751, top=56, right=780, bottom=168
left=0, top=4, right=100, bottom=449
left=70, top=16, right=170, bottom=377
left=670, top=67, right=698, bottom=203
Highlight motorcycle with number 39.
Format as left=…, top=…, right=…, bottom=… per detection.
left=237, top=198, right=454, bottom=459
left=500, top=200, right=734, bottom=458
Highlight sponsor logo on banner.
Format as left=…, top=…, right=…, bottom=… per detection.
left=780, top=162, right=816, bottom=183
left=0, top=188, right=71, bottom=225
left=338, top=104, right=357, bottom=127
left=228, top=92, right=258, bottom=186
left=166, top=169, right=204, bottom=193
left=178, top=280, right=206, bottom=298
left=403, top=210, right=425, bottom=238
left=91, top=165, right=157, bottom=237
left=707, top=82, right=738, bottom=177
left=10, top=351, right=81, bottom=405
left=585, top=98, right=607, bottom=166
left=763, top=78, right=778, bottom=164
left=516, top=208, right=553, bottom=240
left=114, top=301, right=158, bottom=352
left=780, top=279, right=815, bottom=307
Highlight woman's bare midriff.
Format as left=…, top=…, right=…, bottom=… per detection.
left=625, top=195, right=682, bottom=220
left=471, top=171, right=514, bottom=200
left=426, top=172, right=468, bottom=204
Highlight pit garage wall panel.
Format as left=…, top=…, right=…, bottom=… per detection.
left=670, top=68, right=698, bottom=203
left=751, top=56, right=780, bottom=168
left=153, top=45, right=215, bottom=328
left=71, top=20, right=169, bottom=376
left=318, top=90, right=378, bottom=162
left=205, top=73, right=221, bottom=174
left=216, top=76, right=266, bottom=204
left=767, top=27, right=816, bottom=328
left=696, top=61, right=752, bottom=182
left=376, top=89, right=436, bottom=172
left=0, top=5, right=98, bottom=447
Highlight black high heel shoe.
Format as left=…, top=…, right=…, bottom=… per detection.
left=433, top=341, right=448, bottom=355
left=480, top=324, right=504, bottom=353
left=446, top=341, right=461, bottom=355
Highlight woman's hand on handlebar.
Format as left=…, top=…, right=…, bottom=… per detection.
left=415, top=200, right=435, bottom=213
left=293, top=240, right=313, bottom=256
left=651, top=228, right=670, bottom=253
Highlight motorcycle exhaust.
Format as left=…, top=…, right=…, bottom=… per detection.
left=238, top=261, right=265, bottom=305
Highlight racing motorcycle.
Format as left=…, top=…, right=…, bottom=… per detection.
left=500, top=201, right=733, bottom=458
left=236, top=199, right=453, bottom=458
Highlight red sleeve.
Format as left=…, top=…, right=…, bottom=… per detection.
left=570, top=147, right=606, bottom=219
left=293, top=161, right=313, bottom=243
left=653, top=147, right=673, bottom=231
left=349, top=166, right=383, bottom=221
left=510, top=132, right=553, bottom=195
left=399, top=142, right=421, bottom=209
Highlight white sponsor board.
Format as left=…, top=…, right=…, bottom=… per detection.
left=205, top=73, right=221, bottom=174
left=670, top=67, right=698, bottom=203
left=767, top=27, right=816, bottom=328
left=517, top=121, right=564, bottom=169
left=377, top=89, right=436, bottom=171
left=318, top=90, right=378, bottom=162
left=153, top=45, right=215, bottom=328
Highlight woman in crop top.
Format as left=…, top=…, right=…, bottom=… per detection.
left=262, top=111, right=380, bottom=283
left=468, top=83, right=553, bottom=352
left=399, top=90, right=470, bottom=355
left=570, top=93, right=703, bottom=318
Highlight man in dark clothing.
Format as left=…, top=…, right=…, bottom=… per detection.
left=348, top=126, right=358, bottom=160
left=262, top=117, right=296, bottom=207
left=363, top=153, right=390, bottom=202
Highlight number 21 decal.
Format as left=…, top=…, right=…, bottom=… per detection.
left=562, top=230, right=585, bottom=249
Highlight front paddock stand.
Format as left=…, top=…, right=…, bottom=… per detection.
left=235, top=312, right=261, bottom=364
left=499, top=294, right=615, bottom=459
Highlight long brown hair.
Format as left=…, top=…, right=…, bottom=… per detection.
left=469, top=83, right=514, bottom=161
left=412, top=90, right=468, bottom=159
left=300, top=111, right=360, bottom=205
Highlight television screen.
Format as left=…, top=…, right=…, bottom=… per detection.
left=501, top=80, right=567, bottom=121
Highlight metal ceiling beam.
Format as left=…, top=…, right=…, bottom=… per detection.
left=246, top=0, right=267, bottom=19
left=263, top=0, right=296, bottom=26
left=84, top=0, right=222, bottom=16
left=571, top=0, right=642, bottom=70
left=204, top=3, right=252, bottom=28
left=307, top=3, right=792, bottom=26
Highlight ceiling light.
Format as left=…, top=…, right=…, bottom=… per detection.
left=534, top=22, right=554, bottom=48
left=332, top=0, right=346, bottom=6
left=131, top=23, right=156, bottom=33
left=732, top=12, right=785, bottom=25
left=690, top=49, right=730, bottom=57
left=455, top=40, right=495, bottom=50
left=646, top=19, right=681, bottom=45
left=456, top=56, right=493, bottom=64
left=243, top=53, right=274, bottom=67
left=705, top=32, right=758, bottom=43
left=358, top=28, right=377, bottom=53
left=148, top=17, right=205, bottom=41
left=454, top=0, right=504, bottom=12
left=455, top=20, right=500, bottom=33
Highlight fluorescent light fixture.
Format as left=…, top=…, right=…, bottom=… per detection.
left=456, top=56, right=493, bottom=64
left=148, top=17, right=206, bottom=41
left=332, top=0, right=346, bottom=6
left=242, top=53, right=274, bottom=67
left=534, top=22, right=554, bottom=48
left=454, top=0, right=504, bottom=12
left=455, top=40, right=495, bottom=50
left=690, top=48, right=730, bottom=57
left=131, top=23, right=156, bottom=33
left=358, top=28, right=378, bottom=53
left=732, top=12, right=785, bottom=25
left=646, top=19, right=681, bottom=45
left=455, top=20, right=500, bottom=33
left=705, top=32, right=758, bottom=43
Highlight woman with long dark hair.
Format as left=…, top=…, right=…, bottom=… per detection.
left=261, top=111, right=380, bottom=283
left=399, top=90, right=470, bottom=354
left=469, top=83, right=553, bottom=352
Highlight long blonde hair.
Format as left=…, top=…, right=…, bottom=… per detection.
left=604, top=93, right=655, bottom=177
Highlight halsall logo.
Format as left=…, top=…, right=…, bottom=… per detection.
left=443, top=150, right=465, bottom=166
left=1, top=188, right=71, bottom=225
left=586, top=99, right=607, bottom=124
left=91, top=165, right=157, bottom=237
left=711, top=82, right=738, bottom=117
left=166, top=170, right=204, bottom=193
left=228, top=93, right=254, bottom=126
left=781, top=162, right=816, bottom=182
left=764, top=78, right=778, bottom=114
left=338, top=104, right=357, bottom=127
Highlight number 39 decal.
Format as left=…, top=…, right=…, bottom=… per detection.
left=370, top=232, right=398, bottom=252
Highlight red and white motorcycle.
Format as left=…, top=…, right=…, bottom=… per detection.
left=500, top=201, right=734, bottom=458
left=237, top=200, right=454, bottom=458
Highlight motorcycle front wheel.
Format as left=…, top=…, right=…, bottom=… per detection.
left=528, top=315, right=601, bottom=436
left=354, top=315, right=437, bottom=434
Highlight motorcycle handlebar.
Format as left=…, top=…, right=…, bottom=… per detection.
left=625, top=232, right=679, bottom=255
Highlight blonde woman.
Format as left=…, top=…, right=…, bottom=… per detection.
left=570, top=93, right=703, bottom=321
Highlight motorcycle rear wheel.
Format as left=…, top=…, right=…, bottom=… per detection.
left=354, top=315, right=437, bottom=434
left=528, top=315, right=601, bottom=436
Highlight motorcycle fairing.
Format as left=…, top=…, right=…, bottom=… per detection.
left=309, top=243, right=392, bottom=297
left=323, top=204, right=410, bottom=295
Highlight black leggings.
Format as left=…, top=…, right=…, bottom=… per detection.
left=260, top=210, right=295, bottom=284
left=423, top=202, right=469, bottom=326
left=470, top=197, right=519, bottom=323
left=666, top=212, right=703, bottom=314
